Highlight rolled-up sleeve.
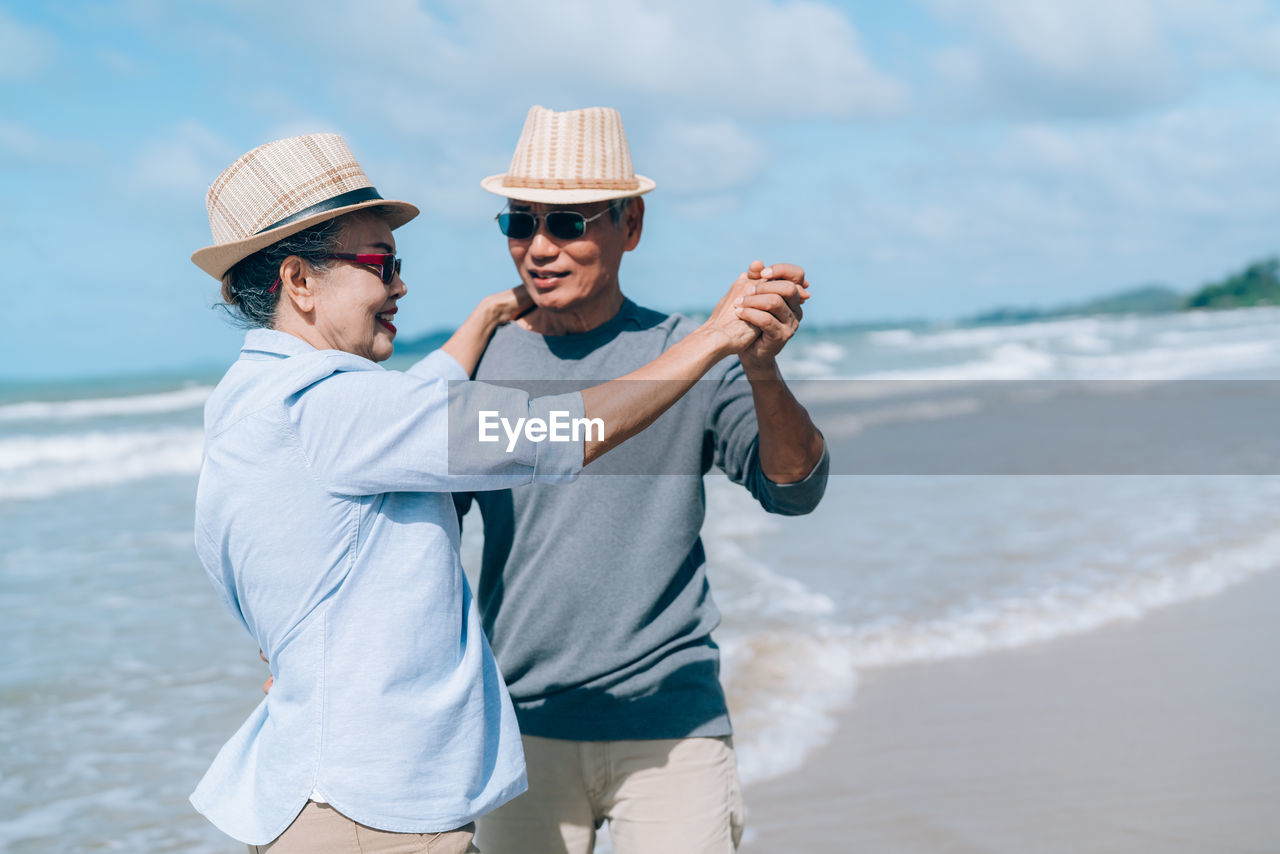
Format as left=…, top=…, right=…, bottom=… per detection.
left=406, top=349, right=469, bottom=382
left=708, top=359, right=828, bottom=516
left=287, top=366, right=583, bottom=496
left=447, top=381, right=584, bottom=486
left=742, top=440, right=829, bottom=516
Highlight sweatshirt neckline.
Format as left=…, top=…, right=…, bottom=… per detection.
left=508, top=298, right=640, bottom=346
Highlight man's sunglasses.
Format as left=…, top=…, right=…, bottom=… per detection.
left=268, top=253, right=401, bottom=293
left=495, top=208, right=609, bottom=241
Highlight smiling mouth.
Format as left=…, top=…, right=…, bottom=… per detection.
left=376, top=312, right=397, bottom=333
left=528, top=270, right=569, bottom=287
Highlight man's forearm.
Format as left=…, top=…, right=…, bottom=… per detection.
left=745, top=360, right=825, bottom=483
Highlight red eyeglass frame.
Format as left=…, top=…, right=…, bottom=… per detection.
left=268, top=253, right=402, bottom=293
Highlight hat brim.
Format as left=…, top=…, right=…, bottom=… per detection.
left=480, top=174, right=655, bottom=205
left=190, top=198, right=420, bottom=281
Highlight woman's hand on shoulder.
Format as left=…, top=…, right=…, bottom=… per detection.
left=480, top=285, right=534, bottom=327
left=443, top=285, right=535, bottom=377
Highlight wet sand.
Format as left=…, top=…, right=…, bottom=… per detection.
left=740, top=568, right=1280, bottom=853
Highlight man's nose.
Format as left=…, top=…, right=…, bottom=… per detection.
left=529, top=226, right=559, bottom=259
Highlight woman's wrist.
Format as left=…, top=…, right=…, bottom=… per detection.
left=686, top=324, right=739, bottom=367
left=464, top=298, right=499, bottom=336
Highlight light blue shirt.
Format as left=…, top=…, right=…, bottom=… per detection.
left=191, top=329, right=583, bottom=845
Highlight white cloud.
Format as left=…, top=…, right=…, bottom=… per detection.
left=1001, top=107, right=1280, bottom=220
left=126, top=122, right=239, bottom=202
left=0, top=9, right=56, bottom=79
left=925, top=0, right=1280, bottom=118
left=932, top=46, right=983, bottom=88
left=0, top=121, right=43, bottom=159
left=926, top=0, right=1183, bottom=116
left=813, top=99, right=1280, bottom=313
left=645, top=119, right=770, bottom=197
left=0, top=120, right=97, bottom=167
left=256, top=0, right=906, bottom=122
left=941, top=0, right=1168, bottom=74
left=207, top=0, right=902, bottom=221
left=1181, top=0, right=1280, bottom=75
left=97, top=48, right=142, bottom=76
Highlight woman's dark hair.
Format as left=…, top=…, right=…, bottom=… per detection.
left=219, top=208, right=389, bottom=328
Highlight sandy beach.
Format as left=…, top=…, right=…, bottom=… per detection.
left=740, top=567, right=1280, bottom=853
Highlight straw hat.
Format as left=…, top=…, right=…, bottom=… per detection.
left=481, top=105, right=656, bottom=205
left=191, top=133, right=419, bottom=280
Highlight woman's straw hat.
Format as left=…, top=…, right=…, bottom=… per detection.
left=191, top=133, right=419, bottom=281
left=481, top=105, right=656, bottom=205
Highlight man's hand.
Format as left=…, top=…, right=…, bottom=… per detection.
left=260, top=649, right=272, bottom=695
left=734, top=260, right=824, bottom=483
left=705, top=272, right=765, bottom=354
left=737, top=260, right=810, bottom=374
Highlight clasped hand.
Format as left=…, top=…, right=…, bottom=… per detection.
left=706, top=260, right=810, bottom=369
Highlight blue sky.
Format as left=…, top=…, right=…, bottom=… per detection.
left=3, top=0, right=1280, bottom=380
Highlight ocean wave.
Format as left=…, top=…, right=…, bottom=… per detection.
left=817, top=397, right=982, bottom=440
left=0, top=385, right=213, bottom=422
left=1181, top=305, right=1280, bottom=328
left=866, top=328, right=916, bottom=346
left=702, top=473, right=1280, bottom=791
left=845, top=309, right=1280, bottom=382
left=855, top=342, right=1057, bottom=381
left=844, top=528, right=1280, bottom=669
left=719, top=628, right=858, bottom=786
left=778, top=340, right=848, bottom=379
left=881, top=316, right=1118, bottom=353
left=712, top=524, right=1280, bottom=789
left=704, top=479, right=857, bottom=786
left=0, top=429, right=200, bottom=472
left=0, top=429, right=203, bottom=501
left=852, top=337, right=1280, bottom=382
left=1061, top=339, right=1280, bottom=380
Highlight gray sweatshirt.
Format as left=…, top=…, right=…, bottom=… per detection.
left=453, top=299, right=829, bottom=740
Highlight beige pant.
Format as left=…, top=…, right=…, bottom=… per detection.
left=249, top=802, right=479, bottom=854
left=477, top=735, right=744, bottom=854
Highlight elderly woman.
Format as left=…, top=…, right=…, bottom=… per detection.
left=187, top=134, right=789, bottom=853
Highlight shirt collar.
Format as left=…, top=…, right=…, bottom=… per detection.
left=241, top=328, right=320, bottom=360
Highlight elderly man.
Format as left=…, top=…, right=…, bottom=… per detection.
left=455, top=105, right=829, bottom=854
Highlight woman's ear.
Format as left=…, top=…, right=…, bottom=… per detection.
left=279, top=256, right=317, bottom=314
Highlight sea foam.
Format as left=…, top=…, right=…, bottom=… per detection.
left=843, top=527, right=1280, bottom=670
left=701, top=471, right=1280, bottom=791
left=704, top=478, right=858, bottom=786
left=0, top=385, right=212, bottom=422
left=0, top=428, right=203, bottom=501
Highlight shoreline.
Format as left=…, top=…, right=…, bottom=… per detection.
left=740, top=567, right=1280, bottom=853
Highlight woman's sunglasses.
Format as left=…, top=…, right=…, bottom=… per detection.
left=326, top=253, right=402, bottom=285
left=495, top=208, right=609, bottom=241
left=268, top=253, right=401, bottom=293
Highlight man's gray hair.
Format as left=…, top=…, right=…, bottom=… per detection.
left=608, top=197, right=634, bottom=225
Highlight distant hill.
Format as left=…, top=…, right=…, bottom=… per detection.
left=394, top=256, right=1280, bottom=349
left=394, top=329, right=453, bottom=354
left=1185, top=258, right=1280, bottom=309
left=967, top=284, right=1183, bottom=325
